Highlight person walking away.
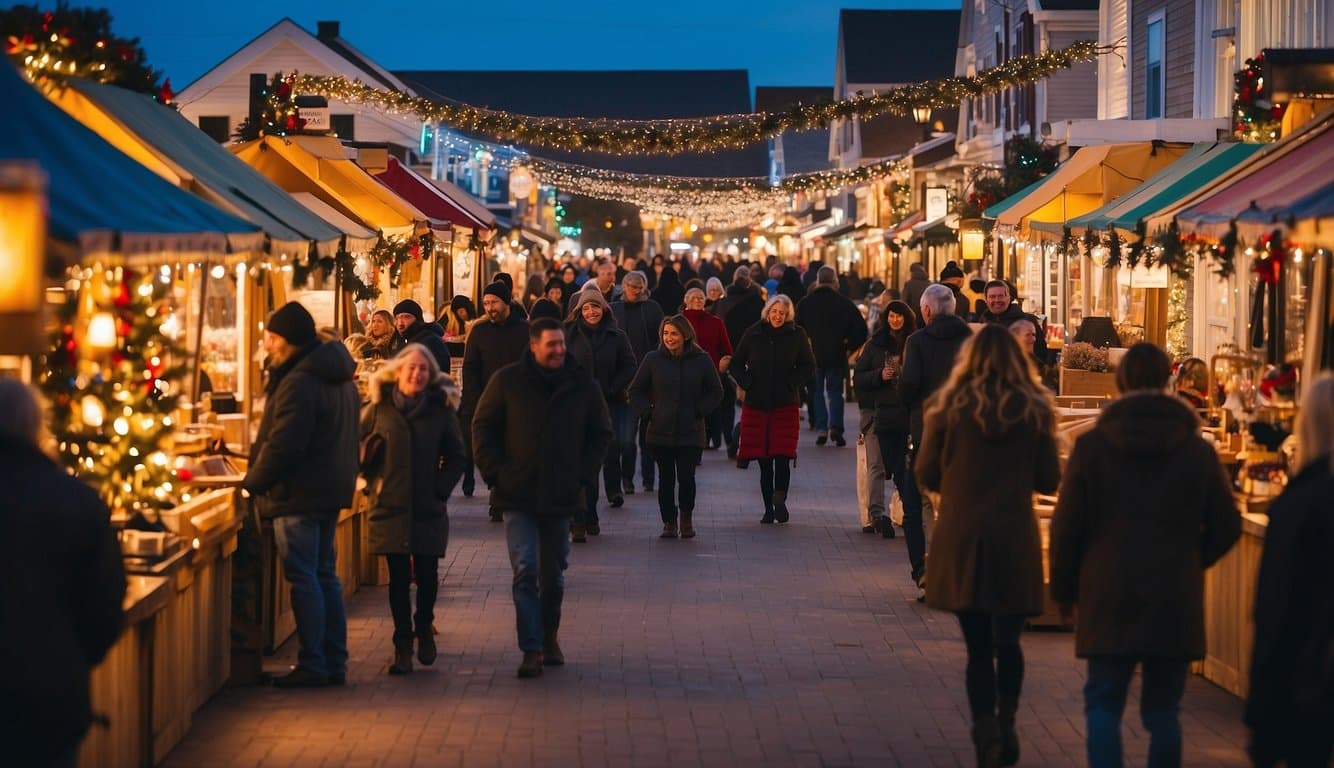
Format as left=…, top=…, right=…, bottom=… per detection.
left=0, top=381, right=125, bottom=767
left=938, top=261, right=972, bottom=321
left=682, top=287, right=733, bottom=450
left=1050, top=342, right=1240, bottom=768
left=851, top=300, right=918, bottom=537
left=650, top=263, right=685, bottom=314
left=1247, top=373, right=1334, bottom=768
left=915, top=325, right=1060, bottom=767
left=731, top=295, right=817, bottom=524
left=611, top=271, right=665, bottom=492
left=629, top=315, right=723, bottom=538
left=392, top=299, right=451, bottom=371
left=564, top=289, right=636, bottom=541
left=243, top=302, right=360, bottom=687
left=360, top=345, right=466, bottom=674
left=363, top=308, right=397, bottom=361
left=777, top=265, right=806, bottom=304
left=711, top=267, right=764, bottom=457
left=980, top=280, right=1049, bottom=367
left=461, top=281, right=529, bottom=514
left=897, top=284, right=971, bottom=596
left=902, top=263, right=932, bottom=327
left=471, top=317, right=611, bottom=678
left=796, top=265, right=868, bottom=447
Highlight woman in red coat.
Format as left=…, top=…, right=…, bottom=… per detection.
left=682, top=287, right=734, bottom=450
left=730, top=294, right=816, bottom=523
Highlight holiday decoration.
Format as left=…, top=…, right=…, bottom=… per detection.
left=40, top=264, right=186, bottom=514
left=293, top=39, right=1111, bottom=156
left=1234, top=53, right=1286, bottom=143
left=233, top=71, right=305, bottom=141
left=1, top=3, right=165, bottom=96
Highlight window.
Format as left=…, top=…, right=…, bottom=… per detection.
left=198, top=116, right=230, bottom=143
left=1145, top=12, right=1165, bottom=119
left=331, top=114, right=355, bottom=140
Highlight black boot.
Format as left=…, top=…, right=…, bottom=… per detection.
left=389, top=640, right=413, bottom=675
left=543, top=632, right=565, bottom=666
left=772, top=491, right=790, bottom=523
left=971, top=717, right=1003, bottom=768
left=517, top=651, right=544, bottom=678
left=416, top=630, right=437, bottom=666
left=997, top=696, right=1019, bottom=766
left=680, top=510, right=695, bottom=539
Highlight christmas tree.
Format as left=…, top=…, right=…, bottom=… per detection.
left=40, top=264, right=188, bottom=514
left=1, top=3, right=168, bottom=98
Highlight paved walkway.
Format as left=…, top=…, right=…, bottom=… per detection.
left=168, top=406, right=1248, bottom=767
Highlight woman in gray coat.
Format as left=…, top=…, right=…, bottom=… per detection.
left=361, top=344, right=467, bottom=675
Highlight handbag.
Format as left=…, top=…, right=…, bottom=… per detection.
left=359, top=409, right=385, bottom=474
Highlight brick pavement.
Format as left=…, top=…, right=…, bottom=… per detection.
left=167, top=405, right=1249, bottom=767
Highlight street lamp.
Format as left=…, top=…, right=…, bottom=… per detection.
left=911, top=105, right=933, bottom=125
left=959, top=219, right=986, bottom=263
left=0, top=161, right=47, bottom=355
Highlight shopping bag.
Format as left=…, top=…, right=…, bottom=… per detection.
left=856, top=433, right=871, bottom=517
left=888, top=482, right=904, bottom=526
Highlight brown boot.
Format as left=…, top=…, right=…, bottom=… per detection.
left=416, top=631, right=437, bottom=666
left=516, top=651, right=544, bottom=678
left=679, top=510, right=695, bottom=539
left=388, top=640, right=413, bottom=675
left=543, top=632, right=565, bottom=666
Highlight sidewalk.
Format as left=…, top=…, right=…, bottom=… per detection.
left=167, top=406, right=1248, bottom=767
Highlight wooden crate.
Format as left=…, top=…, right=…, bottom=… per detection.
left=1059, top=367, right=1119, bottom=398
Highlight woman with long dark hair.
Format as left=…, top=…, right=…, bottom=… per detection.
left=916, top=324, right=1060, bottom=766
left=851, top=300, right=918, bottom=536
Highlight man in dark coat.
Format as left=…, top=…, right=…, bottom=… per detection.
left=796, top=265, right=868, bottom=446
left=980, top=279, right=1050, bottom=366
left=938, top=261, right=972, bottom=321
left=472, top=317, right=612, bottom=678
left=901, top=263, right=931, bottom=326
left=898, top=284, right=972, bottom=593
left=461, top=281, right=529, bottom=510
left=243, top=301, right=360, bottom=687
left=392, top=299, right=451, bottom=371
left=1050, top=343, right=1240, bottom=767
left=0, top=381, right=125, bottom=766
left=610, top=270, right=665, bottom=492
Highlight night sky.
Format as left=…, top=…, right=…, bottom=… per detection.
left=98, top=0, right=961, bottom=95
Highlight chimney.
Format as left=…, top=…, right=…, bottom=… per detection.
left=316, top=21, right=339, bottom=40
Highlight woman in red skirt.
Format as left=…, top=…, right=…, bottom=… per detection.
left=730, top=294, right=816, bottom=523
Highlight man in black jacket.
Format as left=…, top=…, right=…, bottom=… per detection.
left=980, top=279, right=1050, bottom=366
left=796, top=265, right=868, bottom=447
left=472, top=317, right=612, bottom=678
left=902, top=263, right=931, bottom=326
left=709, top=267, right=764, bottom=458
left=243, top=302, right=360, bottom=687
left=461, top=281, right=529, bottom=510
left=898, top=284, right=972, bottom=595
left=0, top=381, right=125, bottom=766
left=610, top=270, right=665, bottom=492
left=392, top=299, right=451, bottom=371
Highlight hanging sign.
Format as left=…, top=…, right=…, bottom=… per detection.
left=925, top=186, right=948, bottom=222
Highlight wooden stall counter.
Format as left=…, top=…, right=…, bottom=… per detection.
left=1199, top=503, right=1268, bottom=699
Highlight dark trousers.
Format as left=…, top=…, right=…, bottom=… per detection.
left=459, top=410, right=475, bottom=494
left=653, top=445, right=702, bottom=524
left=1085, top=656, right=1190, bottom=768
left=604, top=401, right=636, bottom=495
left=620, top=414, right=657, bottom=488
left=384, top=554, right=439, bottom=645
left=956, top=612, right=1026, bottom=722
left=758, top=457, right=791, bottom=512
left=706, top=377, right=737, bottom=448
left=577, top=478, right=600, bottom=529
left=879, top=431, right=925, bottom=577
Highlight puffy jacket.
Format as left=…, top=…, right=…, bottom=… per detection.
left=461, top=311, right=528, bottom=416
left=472, top=352, right=612, bottom=518
left=397, top=320, right=452, bottom=372
left=898, top=314, right=972, bottom=445
left=730, top=321, right=816, bottom=411
left=245, top=340, right=360, bottom=517
left=982, top=303, right=1050, bottom=366
left=565, top=316, right=637, bottom=401
left=611, top=298, right=666, bottom=363
left=796, top=285, right=868, bottom=369
left=628, top=345, right=723, bottom=448
left=851, top=327, right=909, bottom=433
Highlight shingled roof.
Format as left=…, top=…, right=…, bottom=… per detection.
left=839, top=9, right=962, bottom=86
left=394, top=69, right=769, bottom=178
left=755, top=86, right=834, bottom=175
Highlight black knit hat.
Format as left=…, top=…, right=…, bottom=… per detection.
left=392, top=299, right=424, bottom=323
left=529, top=298, right=562, bottom=321
left=267, top=302, right=316, bottom=347
left=939, top=260, right=965, bottom=280
left=483, top=280, right=513, bottom=305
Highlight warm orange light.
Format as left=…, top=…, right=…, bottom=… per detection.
left=0, top=161, right=46, bottom=354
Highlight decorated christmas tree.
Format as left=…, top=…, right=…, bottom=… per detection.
left=1, top=3, right=169, bottom=99
left=40, top=265, right=188, bottom=514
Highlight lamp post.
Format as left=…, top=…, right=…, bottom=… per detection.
left=0, top=161, right=47, bottom=356
left=912, top=105, right=933, bottom=144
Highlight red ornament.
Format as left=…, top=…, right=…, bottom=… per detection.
left=6, top=33, right=36, bottom=55
left=158, top=78, right=173, bottom=105
left=1252, top=256, right=1281, bottom=285
left=41, top=11, right=53, bottom=31
left=277, top=81, right=291, bottom=99
left=174, top=467, right=193, bottom=482
left=285, top=114, right=298, bottom=131
left=1271, top=103, right=1286, bottom=121
left=114, top=283, right=131, bottom=308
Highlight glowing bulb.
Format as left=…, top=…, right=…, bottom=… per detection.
left=80, top=396, right=106, bottom=428
left=113, top=417, right=130, bottom=436
left=86, top=312, right=117, bottom=350
left=210, top=264, right=226, bottom=279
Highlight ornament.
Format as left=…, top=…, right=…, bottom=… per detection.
left=157, top=78, right=173, bottom=105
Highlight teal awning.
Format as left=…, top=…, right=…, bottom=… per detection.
left=0, top=63, right=261, bottom=261
left=67, top=78, right=345, bottom=259
left=1031, top=142, right=1264, bottom=236
left=981, top=174, right=1050, bottom=220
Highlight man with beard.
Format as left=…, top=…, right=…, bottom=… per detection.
left=462, top=281, right=530, bottom=512
left=392, top=299, right=450, bottom=371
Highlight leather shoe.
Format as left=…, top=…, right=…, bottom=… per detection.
left=571, top=524, right=587, bottom=543
left=608, top=493, right=624, bottom=508
left=543, top=634, right=565, bottom=666
left=587, top=523, right=601, bottom=536
left=517, top=651, right=544, bottom=678
left=660, top=523, right=677, bottom=538
left=816, top=432, right=828, bottom=446
left=273, top=667, right=330, bottom=688
left=622, top=480, right=635, bottom=495
left=417, top=633, right=437, bottom=666
left=489, top=507, right=503, bottom=523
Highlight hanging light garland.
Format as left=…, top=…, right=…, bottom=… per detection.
left=293, top=39, right=1110, bottom=156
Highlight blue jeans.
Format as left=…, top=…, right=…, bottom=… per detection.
left=811, top=368, right=846, bottom=434
left=883, top=433, right=925, bottom=578
left=1085, top=656, right=1190, bottom=768
left=605, top=401, right=637, bottom=494
left=504, top=512, right=571, bottom=652
left=273, top=512, right=348, bottom=678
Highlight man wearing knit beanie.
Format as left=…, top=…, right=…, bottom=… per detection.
left=391, top=298, right=451, bottom=370
left=937, top=261, right=972, bottom=321
left=463, top=280, right=530, bottom=510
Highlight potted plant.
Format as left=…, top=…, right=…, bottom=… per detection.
left=1060, top=342, right=1118, bottom=397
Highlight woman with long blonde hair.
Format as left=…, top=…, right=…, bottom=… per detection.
left=915, top=324, right=1060, bottom=767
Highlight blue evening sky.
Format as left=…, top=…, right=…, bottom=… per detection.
left=97, top=0, right=960, bottom=93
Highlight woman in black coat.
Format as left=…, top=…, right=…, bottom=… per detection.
left=650, top=265, right=686, bottom=315
left=361, top=344, right=467, bottom=675
left=628, top=314, right=722, bottom=538
left=851, top=300, right=918, bottom=537
left=564, top=289, right=637, bottom=541
left=1246, top=373, right=1334, bottom=768
left=777, top=265, right=806, bottom=303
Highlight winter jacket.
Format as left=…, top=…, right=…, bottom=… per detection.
left=902, top=275, right=931, bottom=325
left=682, top=308, right=732, bottom=368
left=851, top=327, right=909, bottom=434
left=917, top=398, right=1061, bottom=615
left=946, top=284, right=972, bottom=321
left=778, top=267, right=806, bottom=303
left=472, top=352, right=612, bottom=518
left=564, top=316, right=637, bottom=401
left=611, top=298, right=666, bottom=363
left=1246, top=457, right=1334, bottom=767
left=1050, top=393, right=1241, bottom=657
left=650, top=268, right=685, bottom=314
left=0, top=438, right=125, bottom=765
left=711, top=283, right=764, bottom=348
left=360, top=380, right=466, bottom=556
left=245, top=340, right=361, bottom=518
left=397, top=320, right=452, bottom=371
left=982, top=303, right=1050, bottom=365
left=796, top=285, right=868, bottom=370
left=461, top=311, right=528, bottom=416
left=898, top=314, right=972, bottom=446
left=628, top=346, right=722, bottom=448
left=730, top=321, right=816, bottom=411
